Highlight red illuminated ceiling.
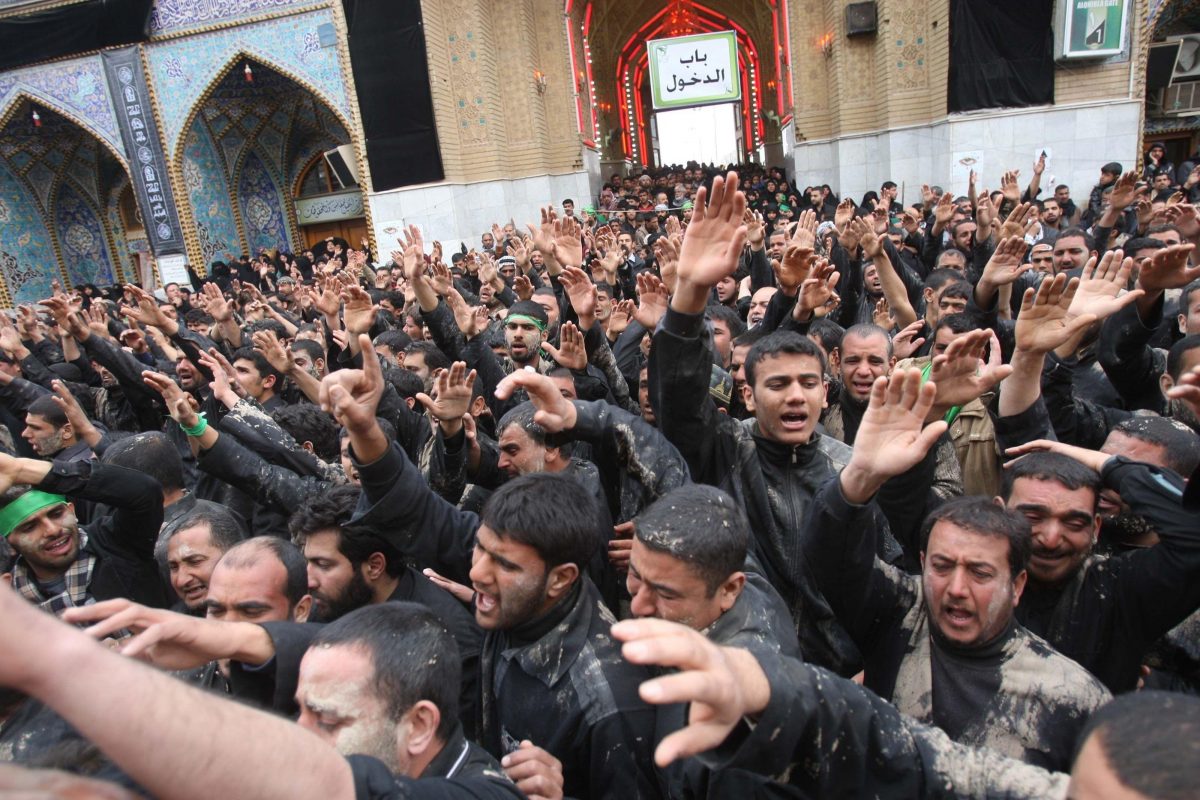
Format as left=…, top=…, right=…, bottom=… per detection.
left=567, top=0, right=790, bottom=167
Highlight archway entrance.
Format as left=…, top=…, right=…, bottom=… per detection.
left=654, top=103, right=740, bottom=166
left=0, top=98, right=136, bottom=304
left=178, top=56, right=364, bottom=267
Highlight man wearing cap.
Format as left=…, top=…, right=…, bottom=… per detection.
left=0, top=448, right=166, bottom=612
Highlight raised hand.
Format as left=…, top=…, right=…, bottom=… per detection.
left=202, top=283, right=232, bottom=323
left=1108, top=170, right=1141, bottom=210
left=319, top=334, right=384, bottom=435
left=743, top=209, right=765, bottom=249
left=198, top=348, right=243, bottom=405
left=1068, top=249, right=1143, bottom=321
left=794, top=259, right=840, bottom=321
left=851, top=217, right=882, bottom=259
left=834, top=198, right=855, bottom=230
left=1014, top=273, right=1096, bottom=355
left=551, top=214, right=583, bottom=267
left=542, top=321, right=587, bottom=371
left=513, top=273, right=534, bottom=302
left=980, top=236, right=1030, bottom=287
left=872, top=297, right=894, bottom=329
left=495, top=367, right=578, bottom=433
left=673, top=171, right=747, bottom=313
left=775, top=241, right=815, bottom=295
left=50, top=380, right=99, bottom=446
left=1137, top=243, right=1200, bottom=294
left=415, top=361, right=477, bottom=436
left=891, top=319, right=926, bottom=360
left=558, top=266, right=597, bottom=324
left=840, top=368, right=948, bottom=503
left=142, top=371, right=198, bottom=426
left=251, top=329, right=294, bottom=375
left=653, top=234, right=681, bottom=294
left=445, top=288, right=483, bottom=338
left=339, top=285, right=376, bottom=337
left=791, top=209, right=818, bottom=250
left=429, top=261, right=454, bottom=297
left=999, top=202, right=1035, bottom=240
left=634, top=272, right=670, bottom=330
left=933, top=191, right=955, bottom=228
left=1000, top=169, right=1021, bottom=204
left=607, top=299, right=634, bottom=338
left=927, top=329, right=1012, bottom=410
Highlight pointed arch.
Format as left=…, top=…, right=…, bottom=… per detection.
left=0, top=90, right=129, bottom=171
left=170, top=51, right=355, bottom=167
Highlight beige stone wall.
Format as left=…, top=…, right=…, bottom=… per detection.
left=419, top=0, right=582, bottom=184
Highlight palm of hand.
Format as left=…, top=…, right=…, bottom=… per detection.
left=635, top=292, right=668, bottom=329
left=432, top=386, right=471, bottom=420
left=855, top=405, right=925, bottom=467
left=1016, top=305, right=1073, bottom=353
left=553, top=233, right=583, bottom=267
left=776, top=247, right=814, bottom=291
left=343, top=300, right=374, bottom=335
left=677, top=217, right=739, bottom=287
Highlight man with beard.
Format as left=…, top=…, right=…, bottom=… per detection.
left=288, top=484, right=482, bottom=734
left=0, top=448, right=165, bottom=611
left=803, top=369, right=1109, bottom=770
left=325, top=335, right=660, bottom=799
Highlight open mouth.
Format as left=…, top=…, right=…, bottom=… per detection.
left=44, top=535, right=72, bottom=557
left=779, top=412, right=809, bottom=431
left=474, top=590, right=497, bottom=614
left=944, top=607, right=973, bottom=626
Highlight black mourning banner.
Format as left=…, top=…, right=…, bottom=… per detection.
left=0, top=0, right=154, bottom=72
left=102, top=47, right=186, bottom=256
left=343, top=0, right=444, bottom=191
left=948, top=0, right=1054, bottom=113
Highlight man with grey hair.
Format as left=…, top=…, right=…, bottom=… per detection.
left=156, top=505, right=246, bottom=614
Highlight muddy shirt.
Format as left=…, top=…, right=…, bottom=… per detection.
left=804, top=476, right=1110, bottom=771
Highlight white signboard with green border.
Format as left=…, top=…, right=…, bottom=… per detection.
left=647, top=31, right=740, bottom=110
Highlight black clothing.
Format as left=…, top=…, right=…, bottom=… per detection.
left=648, top=306, right=864, bottom=673
left=479, top=578, right=661, bottom=800
left=803, top=477, right=1108, bottom=770
left=691, top=650, right=1068, bottom=798
left=1015, top=458, right=1200, bottom=692
left=36, top=460, right=166, bottom=608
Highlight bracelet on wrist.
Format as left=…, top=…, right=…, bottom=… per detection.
left=180, top=412, right=208, bottom=437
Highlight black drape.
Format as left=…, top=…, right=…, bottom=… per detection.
left=948, top=0, right=1054, bottom=113
left=0, top=0, right=153, bottom=72
left=342, top=0, right=444, bottom=191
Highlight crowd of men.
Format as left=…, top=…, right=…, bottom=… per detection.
left=1, top=155, right=1200, bottom=800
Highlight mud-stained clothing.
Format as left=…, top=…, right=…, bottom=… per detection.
left=692, top=649, right=1070, bottom=799
left=804, top=476, right=1110, bottom=770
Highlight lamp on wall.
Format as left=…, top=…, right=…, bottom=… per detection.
left=244, top=62, right=254, bottom=83
left=533, top=69, right=547, bottom=94
left=818, top=33, right=833, bottom=59
left=30, top=108, right=40, bottom=129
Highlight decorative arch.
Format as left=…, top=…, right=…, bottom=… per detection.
left=0, top=90, right=129, bottom=172
left=169, top=51, right=354, bottom=166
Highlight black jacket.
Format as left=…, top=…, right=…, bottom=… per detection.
left=39, top=460, right=166, bottom=607
left=1016, top=457, right=1200, bottom=693
left=691, top=650, right=1068, bottom=798
left=348, top=726, right=521, bottom=799
left=803, top=477, right=1109, bottom=771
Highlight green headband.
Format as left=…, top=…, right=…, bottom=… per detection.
left=0, top=490, right=67, bottom=537
left=505, top=313, right=547, bottom=332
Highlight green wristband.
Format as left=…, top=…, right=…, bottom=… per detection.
left=181, top=413, right=208, bottom=437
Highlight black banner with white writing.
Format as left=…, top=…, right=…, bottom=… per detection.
left=102, top=46, right=186, bottom=256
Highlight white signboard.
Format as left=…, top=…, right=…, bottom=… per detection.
left=296, top=190, right=365, bottom=225
left=155, top=253, right=190, bottom=287
left=647, top=31, right=740, bottom=111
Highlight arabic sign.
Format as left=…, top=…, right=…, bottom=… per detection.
left=1058, top=0, right=1129, bottom=59
left=102, top=47, right=187, bottom=256
left=647, top=31, right=740, bottom=111
left=155, top=253, right=190, bottom=287
left=296, top=190, right=365, bottom=224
